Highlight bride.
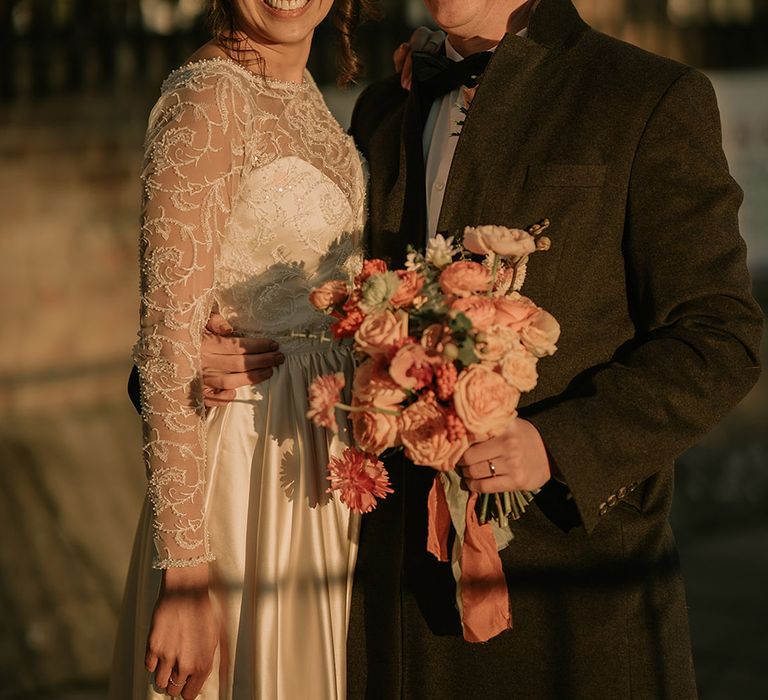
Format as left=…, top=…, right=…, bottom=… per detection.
left=110, top=1, right=373, bottom=697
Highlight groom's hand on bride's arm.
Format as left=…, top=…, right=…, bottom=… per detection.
left=458, top=418, right=553, bottom=494
left=200, top=313, right=284, bottom=407
left=393, top=27, right=445, bottom=90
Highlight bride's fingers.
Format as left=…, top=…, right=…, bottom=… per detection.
left=144, top=649, right=159, bottom=674
left=393, top=42, right=408, bottom=73
left=182, top=672, right=208, bottom=700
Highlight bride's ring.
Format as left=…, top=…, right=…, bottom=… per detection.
left=488, top=461, right=497, bottom=478
left=168, top=677, right=184, bottom=687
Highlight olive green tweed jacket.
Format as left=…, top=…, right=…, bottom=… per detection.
left=346, top=1, right=763, bottom=698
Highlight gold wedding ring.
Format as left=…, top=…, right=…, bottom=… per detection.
left=488, top=461, right=497, bottom=478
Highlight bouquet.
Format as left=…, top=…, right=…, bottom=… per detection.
left=307, top=220, right=559, bottom=642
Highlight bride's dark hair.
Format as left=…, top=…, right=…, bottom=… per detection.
left=207, top=0, right=377, bottom=86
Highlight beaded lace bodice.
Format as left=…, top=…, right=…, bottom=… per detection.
left=133, top=58, right=366, bottom=568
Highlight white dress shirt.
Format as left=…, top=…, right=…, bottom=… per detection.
left=422, top=31, right=527, bottom=239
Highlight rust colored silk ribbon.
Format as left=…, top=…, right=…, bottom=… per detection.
left=426, top=475, right=512, bottom=642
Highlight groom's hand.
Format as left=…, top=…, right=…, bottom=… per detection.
left=458, top=418, right=552, bottom=493
left=201, top=313, right=284, bottom=407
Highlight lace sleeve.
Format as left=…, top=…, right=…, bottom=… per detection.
left=133, top=69, right=251, bottom=568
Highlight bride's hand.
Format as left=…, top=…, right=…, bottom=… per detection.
left=393, top=26, right=445, bottom=90
left=145, top=564, right=218, bottom=699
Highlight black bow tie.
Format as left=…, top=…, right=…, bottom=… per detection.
left=412, top=50, right=494, bottom=102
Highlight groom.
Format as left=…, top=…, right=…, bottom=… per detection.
left=336, top=0, right=761, bottom=697
left=132, top=0, right=762, bottom=697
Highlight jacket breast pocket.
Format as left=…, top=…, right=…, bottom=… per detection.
left=525, top=163, right=607, bottom=189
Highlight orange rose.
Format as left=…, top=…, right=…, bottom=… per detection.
left=400, top=398, right=469, bottom=472
left=493, top=295, right=537, bottom=330
left=439, top=261, right=492, bottom=298
left=500, top=349, right=538, bottom=392
left=354, top=309, right=409, bottom=357
left=390, top=270, right=425, bottom=308
left=453, top=364, right=520, bottom=440
left=351, top=402, right=400, bottom=455
left=451, top=296, right=497, bottom=332
left=353, top=358, right=406, bottom=406
left=388, top=343, right=441, bottom=391
left=309, top=280, right=349, bottom=310
left=520, top=309, right=560, bottom=357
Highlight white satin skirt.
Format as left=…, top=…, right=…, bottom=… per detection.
left=110, top=339, right=359, bottom=699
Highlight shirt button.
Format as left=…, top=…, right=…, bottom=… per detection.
left=435, top=182, right=445, bottom=191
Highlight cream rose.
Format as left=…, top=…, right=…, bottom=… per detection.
left=500, top=349, right=539, bottom=393
left=439, top=261, right=492, bottom=298
left=520, top=309, right=560, bottom=357
left=400, top=398, right=469, bottom=472
left=463, top=225, right=536, bottom=259
left=354, top=309, right=409, bottom=357
left=453, top=364, right=520, bottom=440
left=474, top=324, right=523, bottom=364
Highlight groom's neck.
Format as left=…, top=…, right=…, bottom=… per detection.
left=443, top=0, right=535, bottom=57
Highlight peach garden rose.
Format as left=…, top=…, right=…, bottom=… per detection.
left=439, top=261, right=492, bottom=298
left=354, top=309, right=409, bottom=357
left=308, top=280, right=349, bottom=310
left=351, top=401, right=400, bottom=455
left=463, top=224, right=537, bottom=259
left=400, top=397, right=469, bottom=472
left=453, top=364, right=520, bottom=439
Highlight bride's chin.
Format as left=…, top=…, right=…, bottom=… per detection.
left=260, top=0, right=314, bottom=19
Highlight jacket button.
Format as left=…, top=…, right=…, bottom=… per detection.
left=607, top=494, right=618, bottom=507
left=599, top=503, right=608, bottom=516
left=617, top=486, right=627, bottom=499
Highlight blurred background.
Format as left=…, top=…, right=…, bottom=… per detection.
left=0, top=1, right=766, bottom=698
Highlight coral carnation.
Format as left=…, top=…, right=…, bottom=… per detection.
left=327, top=447, right=393, bottom=513
left=306, top=373, right=345, bottom=434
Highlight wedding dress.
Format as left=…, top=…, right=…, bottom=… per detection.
left=110, top=58, right=366, bottom=700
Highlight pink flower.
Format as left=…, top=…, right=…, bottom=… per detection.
left=451, top=296, right=497, bottom=332
left=306, top=373, right=345, bottom=434
left=353, top=358, right=407, bottom=407
left=327, top=447, right=394, bottom=513
left=453, top=365, right=520, bottom=440
left=493, top=295, right=537, bottom=330
left=354, top=309, right=409, bottom=358
left=309, top=280, right=349, bottom=310
left=390, top=270, right=425, bottom=308
left=400, top=397, right=469, bottom=472
left=520, top=309, right=560, bottom=357
left=500, top=349, right=539, bottom=393
left=439, top=261, right=492, bottom=298
left=351, top=401, right=400, bottom=455
left=463, top=225, right=536, bottom=259
left=355, top=258, right=388, bottom=285
left=389, top=343, right=441, bottom=391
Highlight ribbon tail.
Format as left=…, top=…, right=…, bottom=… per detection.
left=459, top=492, right=512, bottom=643
left=426, top=474, right=452, bottom=563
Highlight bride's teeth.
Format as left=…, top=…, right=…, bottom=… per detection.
left=264, top=0, right=309, bottom=10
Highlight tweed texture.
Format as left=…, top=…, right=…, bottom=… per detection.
left=346, top=1, right=763, bottom=698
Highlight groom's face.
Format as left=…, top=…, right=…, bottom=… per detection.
left=422, top=0, right=526, bottom=38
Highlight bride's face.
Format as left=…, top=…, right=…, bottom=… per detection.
left=234, top=0, right=335, bottom=47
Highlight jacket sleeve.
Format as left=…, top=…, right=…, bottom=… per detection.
left=526, top=67, right=763, bottom=534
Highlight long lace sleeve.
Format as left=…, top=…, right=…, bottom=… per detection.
left=133, top=68, right=252, bottom=568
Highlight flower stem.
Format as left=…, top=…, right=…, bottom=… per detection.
left=335, top=403, right=400, bottom=416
